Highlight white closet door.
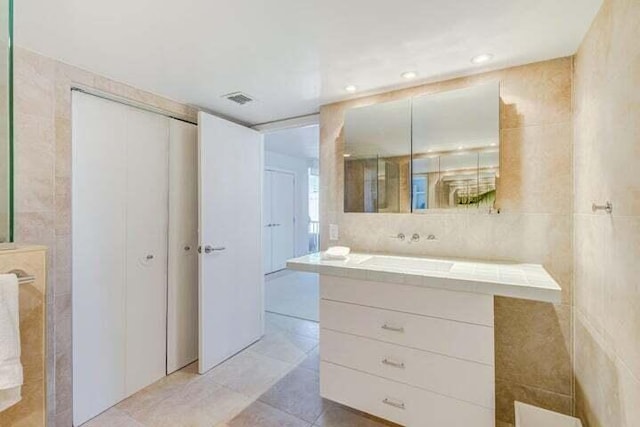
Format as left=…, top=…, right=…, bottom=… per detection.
left=263, top=170, right=273, bottom=273
left=73, top=92, right=128, bottom=426
left=167, top=119, right=198, bottom=374
left=198, top=111, right=264, bottom=373
left=73, top=92, right=170, bottom=425
left=271, top=171, right=295, bottom=271
left=124, top=108, right=169, bottom=394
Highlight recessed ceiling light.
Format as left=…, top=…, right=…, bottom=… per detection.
left=343, top=153, right=351, bottom=158
left=457, top=146, right=464, bottom=150
left=490, top=142, right=497, bottom=147
left=401, top=71, right=417, bottom=79
left=344, top=85, right=357, bottom=93
left=471, top=53, right=494, bottom=64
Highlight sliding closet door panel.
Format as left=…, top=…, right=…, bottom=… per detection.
left=125, top=108, right=170, bottom=395
left=167, top=119, right=198, bottom=374
left=72, top=92, right=128, bottom=426
left=263, top=171, right=273, bottom=273
left=271, top=171, right=295, bottom=271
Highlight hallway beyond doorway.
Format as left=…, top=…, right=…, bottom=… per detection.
left=265, top=270, right=319, bottom=322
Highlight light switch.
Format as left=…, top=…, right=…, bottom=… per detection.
left=329, top=224, right=339, bottom=241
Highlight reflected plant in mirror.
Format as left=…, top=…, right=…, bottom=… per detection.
left=412, top=82, right=499, bottom=211
left=0, top=0, right=12, bottom=241
left=343, top=82, right=500, bottom=213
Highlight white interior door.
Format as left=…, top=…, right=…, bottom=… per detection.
left=263, top=171, right=273, bottom=274
left=124, top=107, right=169, bottom=395
left=73, top=92, right=128, bottom=426
left=198, top=111, right=264, bottom=374
left=270, top=171, right=295, bottom=271
left=167, top=119, right=199, bottom=374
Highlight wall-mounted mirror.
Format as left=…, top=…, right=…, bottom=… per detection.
left=0, top=0, right=12, bottom=241
left=343, top=82, right=499, bottom=213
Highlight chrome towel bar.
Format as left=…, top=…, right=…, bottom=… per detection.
left=5, top=269, right=36, bottom=285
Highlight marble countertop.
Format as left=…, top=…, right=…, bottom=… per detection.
left=287, top=252, right=562, bottom=303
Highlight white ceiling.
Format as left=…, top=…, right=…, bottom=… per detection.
left=15, top=0, right=602, bottom=125
left=264, top=125, right=319, bottom=160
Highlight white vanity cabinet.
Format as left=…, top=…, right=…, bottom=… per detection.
left=319, top=275, right=495, bottom=426
left=289, top=252, right=561, bottom=427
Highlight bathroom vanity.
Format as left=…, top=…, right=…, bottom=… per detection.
left=287, top=253, right=561, bottom=427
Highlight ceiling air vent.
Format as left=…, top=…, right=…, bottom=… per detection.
left=222, top=92, right=254, bottom=105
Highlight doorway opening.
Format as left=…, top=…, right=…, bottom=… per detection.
left=262, top=123, right=320, bottom=322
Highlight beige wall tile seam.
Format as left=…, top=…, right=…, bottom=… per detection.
left=575, top=309, right=640, bottom=385
left=494, top=376, right=574, bottom=399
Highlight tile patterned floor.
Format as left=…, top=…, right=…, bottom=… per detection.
left=82, top=312, right=397, bottom=427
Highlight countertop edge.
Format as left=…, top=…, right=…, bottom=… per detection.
left=286, top=259, right=562, bottom=304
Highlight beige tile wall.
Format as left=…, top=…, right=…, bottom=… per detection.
left=573, top=0, right=640, bottom=425
left=319, top=57, right=575, bottom=425
left=12, top=46, right=197, bottom=426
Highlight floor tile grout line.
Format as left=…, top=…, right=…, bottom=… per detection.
left=254, top=397, right=320, bottom=426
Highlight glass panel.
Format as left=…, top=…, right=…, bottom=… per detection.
left=343, top=99, right=411, bottom=213
left=0, top=0, right=12, bottom=242
left=411, top=82, right=499, bottom=211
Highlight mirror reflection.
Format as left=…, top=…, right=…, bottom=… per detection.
left=343, top=99, right=411, bottom=213
left=343, top=82, right=500, bottom=213
left=411, top=83, right=499, bottom=211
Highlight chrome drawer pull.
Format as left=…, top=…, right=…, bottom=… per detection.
left=382, top=398, right=405, bottom=410
left=382, top=358, right=405, bottom=369
left=381, top=324, right=404, bottom=333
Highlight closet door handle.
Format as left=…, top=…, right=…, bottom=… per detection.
left=184, top=245, right=191, bottom=251
left=146, top=254, right=154, bottom=260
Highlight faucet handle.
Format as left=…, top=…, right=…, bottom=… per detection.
left=410, top=233, right=420, bottom=242
left=391, top=233, right=405, bottom=241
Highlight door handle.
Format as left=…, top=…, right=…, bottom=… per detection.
left=198, top=245, right=226, bottom=254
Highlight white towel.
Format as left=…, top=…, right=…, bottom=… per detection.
left=0, top=273, right=23, bottom=412
left=322, top=246, right=351, bottom=260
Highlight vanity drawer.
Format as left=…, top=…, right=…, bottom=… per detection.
left=320, top=300, right=494, bottom=364
left=321, top=329, right=494, bottom=408
left=321, top=362, right=494, bottom=427
left=321, top=275, right=493, bottom=326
